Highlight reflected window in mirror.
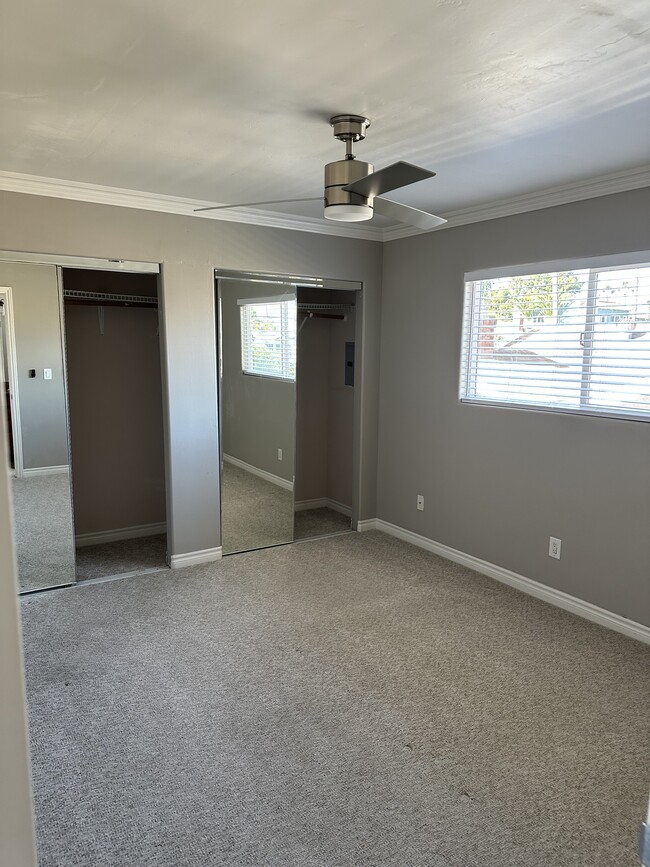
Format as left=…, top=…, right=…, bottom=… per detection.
left=239, top=297, right=297, bottom=381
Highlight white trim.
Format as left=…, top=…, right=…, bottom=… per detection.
left=22, top=464, right=68, bottom=477
left=0, top=249, right=159, bottom=273
left=0, top=171, right=380, bottom=242
left=382, top=165, right=650, bottom=241
left=295, top=497, right=352, bottom=517
left=223, top=453, right=293, bottom=491
left=75, top=521, right=166, bottom=547
left=169, top=546, right=222, bottom=568
left=355, top=518, right=378, bottom=532
left=1, top=166, right=648, bottom=243
left=373, top=519, right=650, bottom=645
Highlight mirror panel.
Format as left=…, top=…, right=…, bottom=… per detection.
left=219, top=279, right=296, bottom=555
left=0, top=261, right=76, bottom=591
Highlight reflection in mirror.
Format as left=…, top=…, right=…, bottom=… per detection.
left=0, top=261, right=76, bottom=592
left=218, top=280, right=297, bottom=555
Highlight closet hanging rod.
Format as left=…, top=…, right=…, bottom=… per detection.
left=63, top=289, right=158, bottom=307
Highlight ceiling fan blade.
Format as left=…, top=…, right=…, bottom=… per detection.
left=194, top=197, right=321, bottom=213
left=373, top=197, right=447, bottom=230
left=343, top=161, right=435, bottom=198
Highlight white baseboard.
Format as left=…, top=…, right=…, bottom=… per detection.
left=356, top=518, right=379, bottom=532
left=169, top=546, right=222, bottom=569
left=22, top=465, right=68, bottom=477
left=367, top=518, right=650, bottom=645
left=295, top=497, right=352, bottom=517
left=223, top=454, right=293, bottom=491
left=76, top=522, right=167, bottom=547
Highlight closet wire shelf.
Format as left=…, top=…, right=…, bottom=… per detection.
left=63, top=290, right=158, bottom=306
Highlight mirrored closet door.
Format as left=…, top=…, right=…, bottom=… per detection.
left=218, top=278, right=297, bottom=554
left=217, top=272, right=360, bottom=557
left=0, top=261, right=76, bottom=592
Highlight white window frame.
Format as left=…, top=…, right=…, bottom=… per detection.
left=459, top=251, right=650, bottom=423
left=238, top=295, right=296, bottom=382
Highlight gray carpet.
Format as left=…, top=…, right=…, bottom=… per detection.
left=222, top=463, right=352, bottom=553
left=12, top=472, right=76, bottom=592
left=294, top=506, right=352, bottom=540
left=75, top=534, right=168, bottom=582
left=221, top=462, right=294, bottom=554
left=21, top=532, right=650, bottom=866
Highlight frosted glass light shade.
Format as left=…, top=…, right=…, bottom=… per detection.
left=324, top=203, right=373, bottom=222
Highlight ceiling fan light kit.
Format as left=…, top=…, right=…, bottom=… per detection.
left=195, top=112, right=447, bottom=231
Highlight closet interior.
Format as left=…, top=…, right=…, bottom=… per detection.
left=294, top=286, right=356, bottom=540
left=62, top=268, right=168, bottom=581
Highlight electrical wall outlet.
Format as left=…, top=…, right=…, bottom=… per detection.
left=549, top=536, right=561, bottom=559
left=416, top=494, right=425, bottom=511
left=277, top=448, right=283, bottom=461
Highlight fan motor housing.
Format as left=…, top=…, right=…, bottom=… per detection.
left=324, top=159, right=374, bottom=212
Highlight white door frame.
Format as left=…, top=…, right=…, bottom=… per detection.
left=0, top=287, right=24, bottom=477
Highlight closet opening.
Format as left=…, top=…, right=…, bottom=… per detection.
left=62, top=268, right=168, bottom=582
left=294, top=286, right=357, bottom=541
left=216, top=270, right=361, bottom=557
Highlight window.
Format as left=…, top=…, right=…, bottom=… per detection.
left=239, top=297, right=297, bottom=381
left=460, top=256, right=650, bottom=421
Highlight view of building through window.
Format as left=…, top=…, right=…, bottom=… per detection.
left=461, top=263, right=650, bottom=418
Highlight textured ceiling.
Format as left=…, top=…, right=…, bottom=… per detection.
left=1, top=0, right=649, bottom=225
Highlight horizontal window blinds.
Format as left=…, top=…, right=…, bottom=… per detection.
left=460, top=262, right=650, bottom=420
left=239, top=299, right=297, bottom=381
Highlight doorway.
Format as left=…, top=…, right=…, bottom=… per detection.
left=216, top=269, right=362, bottom=556
left=62, top=268, right=168, bottom=581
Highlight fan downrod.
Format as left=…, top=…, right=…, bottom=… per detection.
left=330, top=114, right=370, bottom=159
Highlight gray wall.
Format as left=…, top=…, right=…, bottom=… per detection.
left=220, top=280, right=295, bottom=483
left=0, top=190, right=382, bottom=557
left=65, top=302, right=166, bottom=536
left=0, top=262, right=69, bottom=470
left=378, top=187, right=650, bottom=627
left=0, top=403, right=37, bottom=867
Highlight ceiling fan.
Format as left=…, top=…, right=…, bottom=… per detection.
left=195, top=115, right=447, bottom=230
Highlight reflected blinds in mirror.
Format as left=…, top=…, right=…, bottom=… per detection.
left=238, top=296, right=297, bottom=381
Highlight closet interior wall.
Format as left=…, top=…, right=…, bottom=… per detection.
left=62, top=269, right=166, bottom=548
left=295, top=287, right=356, bottom=514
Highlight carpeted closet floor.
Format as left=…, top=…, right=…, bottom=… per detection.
left=20, top=531, right=650, bottom=867
left=75, top=534, right=168, bottom=582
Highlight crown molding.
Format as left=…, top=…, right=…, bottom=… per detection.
left=380, top=165, right=650, bottom=241
left=0, top=170, right=382, bottom=242
left=0, top=165, right=648, bottom=244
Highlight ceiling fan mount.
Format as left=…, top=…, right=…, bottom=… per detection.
left=329, top=114, right=371, bottom=146
left=195, top=113, right=447, bottom=231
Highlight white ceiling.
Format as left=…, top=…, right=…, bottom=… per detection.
left=2, top=0, right=649, bottom=228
